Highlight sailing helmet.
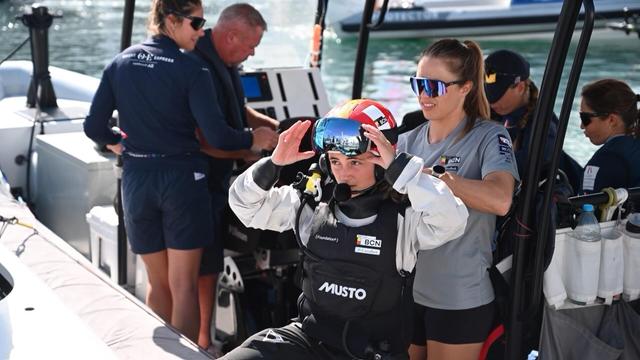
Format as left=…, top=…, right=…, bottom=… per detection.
left=312, top=99, right=397, bottom=156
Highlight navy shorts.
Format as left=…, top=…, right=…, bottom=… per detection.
left=411, top=301, right=496, bottom=345
left=122, top=165, right=213, bottom=254
left=199, top=190, right=226, bottom=275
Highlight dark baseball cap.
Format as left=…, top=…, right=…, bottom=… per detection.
left=484, top=49, right=530, bottom=104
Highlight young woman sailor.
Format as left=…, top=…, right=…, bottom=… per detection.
left=222, top=99, right=468, bottom=360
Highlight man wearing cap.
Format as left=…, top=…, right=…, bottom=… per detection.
left=485, top=49, right=582, bottom=190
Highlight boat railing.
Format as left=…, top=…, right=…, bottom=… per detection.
left=528, top=0, right=596, bottom=320
left=115, top=0, right=136, bottom=286
left=351, top=0, right=389, bottom=99
left=568, top=187, right=640, bottom=211
left=507, top=0, right=596, bottom=358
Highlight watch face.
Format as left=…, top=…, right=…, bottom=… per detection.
left=432, top=165, right=446, bottom=176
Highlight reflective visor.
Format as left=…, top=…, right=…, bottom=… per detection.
left=312, top=117, right=370, bottom=156
left=409, top=76, right=464, bottom=97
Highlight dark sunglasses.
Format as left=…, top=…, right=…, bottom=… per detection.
left=168, top=10, right=206, bottom=31
left=409, top=76, right=465, bottom=97
left=312, top=117, right=370, bottom=156
left=579, top=111, right=609, bottom=127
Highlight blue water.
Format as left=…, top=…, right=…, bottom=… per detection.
left=2, top=0, right=639, bottom=165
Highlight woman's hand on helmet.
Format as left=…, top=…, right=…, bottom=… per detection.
left=362, top=124, right=395, bottom=169
left=271, top=120, right=316, bottom=166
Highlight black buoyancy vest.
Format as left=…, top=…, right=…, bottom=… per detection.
left=193, top=30, right=246, bottom=130
left=192, top=31, right=247, bottom=191
left=300, top=199, right=413, bottom=356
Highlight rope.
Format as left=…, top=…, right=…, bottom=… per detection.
left=14, top=231, right=39, bottom=257
left=0, top=37, right=30, bottom=66
left=0, top=215, right=39, bottom=257
left=514, top=216, right=534, bottom=238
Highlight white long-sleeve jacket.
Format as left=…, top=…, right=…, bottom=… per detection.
left=229, top=153, right=469, bottom=273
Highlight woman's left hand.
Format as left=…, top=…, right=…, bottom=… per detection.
left=362, top=124, right=395, bottom=169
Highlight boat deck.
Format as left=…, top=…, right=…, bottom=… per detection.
left=0, top=184, right=212, bottom=359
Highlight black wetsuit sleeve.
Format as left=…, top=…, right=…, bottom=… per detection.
left=84, top=68, right=121, bottom=146
left=188, top=68, right=253, bottom=151
left=385, top=152, right=413, bottom=185
left=251, top=157, right=282, bottom=190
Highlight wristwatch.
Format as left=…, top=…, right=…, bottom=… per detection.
left=432, top=165, right=446, bottom=178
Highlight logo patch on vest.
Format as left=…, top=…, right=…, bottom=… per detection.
left=355, top=247, right=381, bottom=255
left=315, top=234, right=339, bottom=243
left=355, top=234, right=381, bottom=255
left=356, top=234, right=381, bottom=248
left=318, top=281, right=367, bottom=300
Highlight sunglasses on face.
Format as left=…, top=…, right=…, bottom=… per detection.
left=168, top=10, right=206, bottom=31
left=579, top=111, right=609, bottom=127
left=409, top=76, right=465, bottom=98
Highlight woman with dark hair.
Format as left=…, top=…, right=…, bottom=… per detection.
left=579, top=78, right=640, bottom=194
left=400, top=39, right=519, bottom=360
left=221, top=99, right=468, bottom=360
left=83, top=0, right=274, bottom=342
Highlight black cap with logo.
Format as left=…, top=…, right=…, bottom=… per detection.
left=484, top=49, right=530, bottom=104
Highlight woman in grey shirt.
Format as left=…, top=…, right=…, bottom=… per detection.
left=401, top=39, right=519, bottom=360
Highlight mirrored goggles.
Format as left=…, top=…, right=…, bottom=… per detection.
left=409, top=76, right=465, bottom=97
left=168, top=10, right=206, bottom=31
left=579, top=111, right=608, bottom=127
left=312, top=117, right=370, bottom=156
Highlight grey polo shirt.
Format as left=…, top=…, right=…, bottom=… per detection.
left=397, top=118, right=519, bottom=310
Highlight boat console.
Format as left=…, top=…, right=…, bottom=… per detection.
left=241, top=67, right=329, bottom=120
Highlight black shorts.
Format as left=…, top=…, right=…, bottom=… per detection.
left=411, top=301, right=496, bottom=345
left=122, top=166, right=213, bottom=254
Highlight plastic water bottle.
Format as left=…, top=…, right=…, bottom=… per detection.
left=566, top=203, right=602, bottom=304
left=574, top=204, right=601, bottom=242
left=625, top=212, right=640, bottom=239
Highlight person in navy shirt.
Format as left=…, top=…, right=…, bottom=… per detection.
left=485, top=49, right=582, bottom=192
left=83, top=0, right=275, bottom=343
left=187, top=3, right=278, bottom=353
left=579, top=78, right=640, bottom=195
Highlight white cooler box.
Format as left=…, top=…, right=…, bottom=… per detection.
left=86, top=205, right=140, bottom=291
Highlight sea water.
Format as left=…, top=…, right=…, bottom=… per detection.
left=1, top=0, right=639, bottom=166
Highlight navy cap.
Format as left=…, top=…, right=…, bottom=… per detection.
left=484, top=49, right=530, bottom=104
